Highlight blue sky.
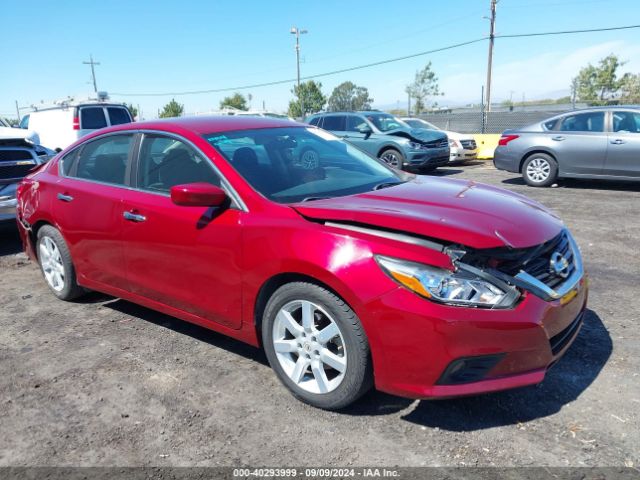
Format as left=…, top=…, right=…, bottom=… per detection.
left=2, top=0, right=640, bottom=119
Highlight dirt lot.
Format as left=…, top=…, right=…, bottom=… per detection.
left=0, top=163, right=638, bottom=468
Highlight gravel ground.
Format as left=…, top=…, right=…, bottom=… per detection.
left=0, top=163, right=638, bottom=468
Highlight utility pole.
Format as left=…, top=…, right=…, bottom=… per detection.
left=290, top=26, right=307, bottom=117
left=485, top=0, right=497, bottom=112
left=15, top=100, right=21, bottom=122
left=83, top=54, right=100, bottom=93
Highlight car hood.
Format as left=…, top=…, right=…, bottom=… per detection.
left=0, top=127, right=40, bottom=145
left=292, top=176, right=563, bottom=249
left=443, top=130, right=474, bottom=141
left=384, top=127, right=447, bottom=144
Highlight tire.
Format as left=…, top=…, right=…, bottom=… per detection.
left=262, top=282, right=373, bottom=410
left=522, top=153, right=558, bottom=187
left=378, top=148, right=404, bottom=169
left=36, top=225, right=84, bottom=301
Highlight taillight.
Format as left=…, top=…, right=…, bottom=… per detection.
left=72, top=116, right=80, bottom=130
left=498, top=134, right=519, bottom=146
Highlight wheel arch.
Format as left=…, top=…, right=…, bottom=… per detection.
left=253, top=272, right=355, bottom=347
left=519, top=149, right=557, bottom=173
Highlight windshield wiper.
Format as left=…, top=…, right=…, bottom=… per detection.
left=373, top=181, right=405, bottom=191
left=301, top=196, right=329, bottom=202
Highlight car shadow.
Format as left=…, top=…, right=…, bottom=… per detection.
left=502, top=175, right=640, bottom=192
left=430, top=168, right=465, bottom=177
left=99, top=297, right=268, bottom=366
left=0, top=223, right=22, bottom=256
left=343, top=309, right=611, bottom=429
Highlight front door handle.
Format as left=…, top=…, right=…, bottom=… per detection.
left=610, top=139, right=626, bottom=145
left=57, top=193, right=74, bottom=202
left=123, top=211, right=146, bottom=222
left=552, top=136, right=566, bottom=141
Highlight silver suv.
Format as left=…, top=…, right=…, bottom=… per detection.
left=306, top=111, right=449, bottom=172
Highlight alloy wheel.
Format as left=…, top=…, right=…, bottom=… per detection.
left=526, top=157, right=551, bottom=182
left=39, top=236, right=66, bottom=292
left=272, top=300, right=347, bottom=394
left=380, top=151, right=401, bottom=168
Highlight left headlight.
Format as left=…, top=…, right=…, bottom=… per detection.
left=376, top=255, right=519, bottom=308
left=407, top=141, right=427, bottom=150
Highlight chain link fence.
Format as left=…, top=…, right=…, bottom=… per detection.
left=416, top=103, right=586, bottom=134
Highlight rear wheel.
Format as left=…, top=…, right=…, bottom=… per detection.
left=37, top=225, right=84, bottom=301
left=378, top=148, right=404, bottom=169
left=262, top=282, right=373, bottom=410
left=522, top=153, right=558, bottom=187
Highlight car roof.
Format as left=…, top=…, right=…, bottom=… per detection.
left=95, top=115, right=304, bottom=136
left=557, top=105, right=640, bottom=113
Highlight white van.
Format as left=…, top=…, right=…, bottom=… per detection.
left=19, top=101, right=133, bottom=151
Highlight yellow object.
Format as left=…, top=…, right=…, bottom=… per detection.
left=473, top=134, right=501, bottom=159
left=389, top=271, right=432, bottom=298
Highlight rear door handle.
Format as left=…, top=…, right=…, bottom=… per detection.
left=123, top=211, right=146, bottom=222
left=610, top=139, right=626, bottom=145
left=552, top=136, right=566, bottom=141
left=57, top=193, right=73, bottom=202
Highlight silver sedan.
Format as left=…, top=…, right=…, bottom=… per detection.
left=493, top=107, right=640, bottom=187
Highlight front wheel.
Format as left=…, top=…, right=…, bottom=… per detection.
left=262, top=282, right=373, bottom=410
left=522, top=153, right=558, bottom=187
left=37, top=225, right=84, bottom=301
left=378, top=148, right=404, bottom=169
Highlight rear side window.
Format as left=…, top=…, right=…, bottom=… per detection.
left=107, top=107, right=132, bottom=126
left=59, top=149, right=80, bottom=176
left=71, top=134, right=133, bottom=185
left=558, top=112, right=604, bottom=132
left=136, top=134, right=220, bottom=193
left=612, top=111, right=640, bottom=133
left=321, top=115, right=346, bottom=131
left=80, top=107, right=107, bottom=129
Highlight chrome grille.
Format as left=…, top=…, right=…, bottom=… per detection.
left=424, top=138, right=449, bottom=149
left=460, top=139, right=477, bottom=149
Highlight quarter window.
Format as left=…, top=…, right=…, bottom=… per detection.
left=72, top=134, right=133, bottom=185
left=612, top=111, right=640, bottom=133
left=558, top=112, right=605, bottom=132
left=308, top=117, right=321, bottom=127
left=136, top=135, right=220, bottom=193
left=80, top=107, right=108, bottom=129
left=19, top=114, right=30, bottom=129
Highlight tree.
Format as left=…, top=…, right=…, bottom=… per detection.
left=620, top=73, right=640, bottom=104
left=573, top=54, right=628, bottom=105
left=219, top=93, right=248, bottom=111
left=405, top=62, right=442, bottom=114
left=126, top=103, right=138, bottom=119
left=327, top=81, right=374, bottom=111
left=287, top=80, right=326, bottom=118
left=159, top=98, right=184, bottom=118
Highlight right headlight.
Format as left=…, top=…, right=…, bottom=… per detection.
left=376, top=255, right=519, bottom=308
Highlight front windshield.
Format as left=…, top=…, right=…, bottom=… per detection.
left=363, top=113, right=408, bottom=132
left=405, top=119, right=439, bottom=130
left=205, top=127, right=402, bottom=204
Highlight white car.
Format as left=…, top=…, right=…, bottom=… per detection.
left=18, top=98, right=132, bottom=151
left=401, top=117, right=478, bottom=163
left=0, top=117, right=40, bottom=145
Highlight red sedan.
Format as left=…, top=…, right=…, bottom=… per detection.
left=15, top=116, right=587, bottom=409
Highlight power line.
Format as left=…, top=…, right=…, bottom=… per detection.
left=110, top=23, right=640, bottom=98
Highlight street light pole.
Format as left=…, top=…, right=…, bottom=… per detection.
left=290, top=26, right=307, bottom=118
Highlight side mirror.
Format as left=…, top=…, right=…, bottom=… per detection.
left=358, top=125, right=373, bottom=140
left=170, top=182, right=227, bottom=207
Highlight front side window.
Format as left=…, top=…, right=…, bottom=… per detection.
left=320, top=116, right=346, bottom=131
left=612, top=111, right=640, bottom=133
left=346, top=116, right=368, bottom=132
left=136, top=134, right=220, bottom=193
left=205, top=127, right=402, bottom=204
left=80, top=107, right=107, bottom=129
left=107, top=107, right=132, bottom=126
left=363, top=113, right=406, bottom=132
left=72, top=134, right=133, bottom=185
left=558, top=112, right=604, bottom=132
